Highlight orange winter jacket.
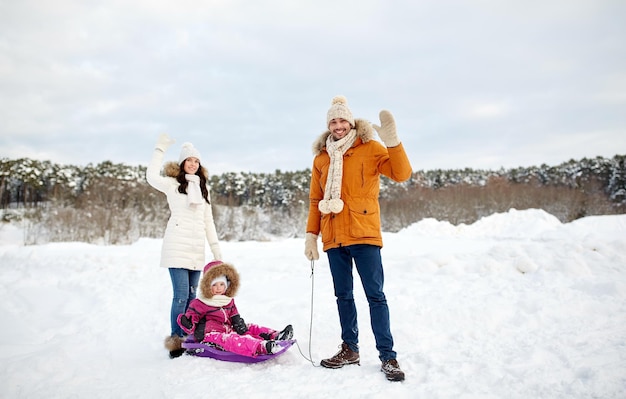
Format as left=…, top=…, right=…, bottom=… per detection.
left=306, top=118, right=412, bottom=252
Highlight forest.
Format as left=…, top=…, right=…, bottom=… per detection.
left=1, top=155, right=624, bottom=245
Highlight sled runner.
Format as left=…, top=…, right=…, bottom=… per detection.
left=182, top=337, right=296, bottom=363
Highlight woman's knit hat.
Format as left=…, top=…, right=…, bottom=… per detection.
left=179, top=142, right=202, bottom=164
left=326, top=95, right=355, bottom=128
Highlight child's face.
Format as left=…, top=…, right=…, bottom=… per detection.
left=211, top=281, right=227, bottom=295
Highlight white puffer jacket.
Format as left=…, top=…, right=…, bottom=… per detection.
left=146, top=148, right=222, bottom=269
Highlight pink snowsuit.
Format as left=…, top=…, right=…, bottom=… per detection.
left=176, top=260, right=278, bottom=358
left=178, top=296, right=277, bottom=357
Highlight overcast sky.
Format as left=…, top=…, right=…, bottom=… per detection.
left=1, top=0, right=625, bottom=174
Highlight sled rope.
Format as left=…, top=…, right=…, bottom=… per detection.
left=295, top=259, right=319, bottom=367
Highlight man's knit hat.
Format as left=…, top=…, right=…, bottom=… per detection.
left=326, top=95, right=355, bottom=128
left=179, top=142, right=202, bottom=164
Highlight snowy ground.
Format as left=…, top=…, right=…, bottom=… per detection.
left=1, top=208, right=625, bottom=399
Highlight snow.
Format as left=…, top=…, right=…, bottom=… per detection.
left=1, top=208, right=625, bottom=398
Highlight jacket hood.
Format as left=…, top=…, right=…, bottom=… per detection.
left=163, top=161, right=209, bottom=179
left=199, top=261, right=241, bottom=299
left=312, top=118, right=375, bottom=156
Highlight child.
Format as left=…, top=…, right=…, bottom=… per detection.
left=177, top=260, right=293, bottom=357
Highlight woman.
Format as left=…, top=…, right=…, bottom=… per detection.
left=146, top=133, right=222, bottom=358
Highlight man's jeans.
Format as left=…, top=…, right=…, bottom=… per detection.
left=327, top=244, right=397, bottom=361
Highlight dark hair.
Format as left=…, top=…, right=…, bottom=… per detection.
left=176, top=163, right=210, bottom=204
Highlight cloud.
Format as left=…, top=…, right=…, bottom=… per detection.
left=461, top=102, right=511, bottom=120
left=1, top=0, right=625, bottom=173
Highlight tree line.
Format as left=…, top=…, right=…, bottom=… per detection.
left=0, top=155, right=624, bottom=245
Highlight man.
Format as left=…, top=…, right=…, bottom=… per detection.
left=304, top=95, right=412, bottom=382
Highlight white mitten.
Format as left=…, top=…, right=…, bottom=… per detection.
left=155, top=133, right=175, bottom=152
left=372, top=110, right=400, bottom=147
left=209, top=242, right=222, bottom=261
left=304, top=233, right=320, bottom=261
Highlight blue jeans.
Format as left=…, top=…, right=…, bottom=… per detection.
left=327, top=244, right=396, bottom=361
left=168, top=268, right=201, bottom=337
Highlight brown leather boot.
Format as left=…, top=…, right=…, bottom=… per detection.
left=320, top=342, right=360, bottom=369
left=381, top=359, right=405, bottom=381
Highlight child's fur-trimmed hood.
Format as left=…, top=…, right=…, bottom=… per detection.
left=311, top=118, right=375, bottom=156
left=199, top=261, right=240, bottom=299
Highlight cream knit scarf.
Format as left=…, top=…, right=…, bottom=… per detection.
left=318, top=129, right=357, bottom=215
left=185, top=174, right=204, bottom=206
left=198, top=294, right=232, bottom=308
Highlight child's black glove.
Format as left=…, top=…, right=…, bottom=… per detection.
left=231, top=314, right=248, bottom=335
left=179, top=315, right=193, bottom=330
left=194, top=320, right=206, bottom=342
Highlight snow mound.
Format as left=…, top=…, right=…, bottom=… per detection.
left=399, top=208, right=562, bottom=239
